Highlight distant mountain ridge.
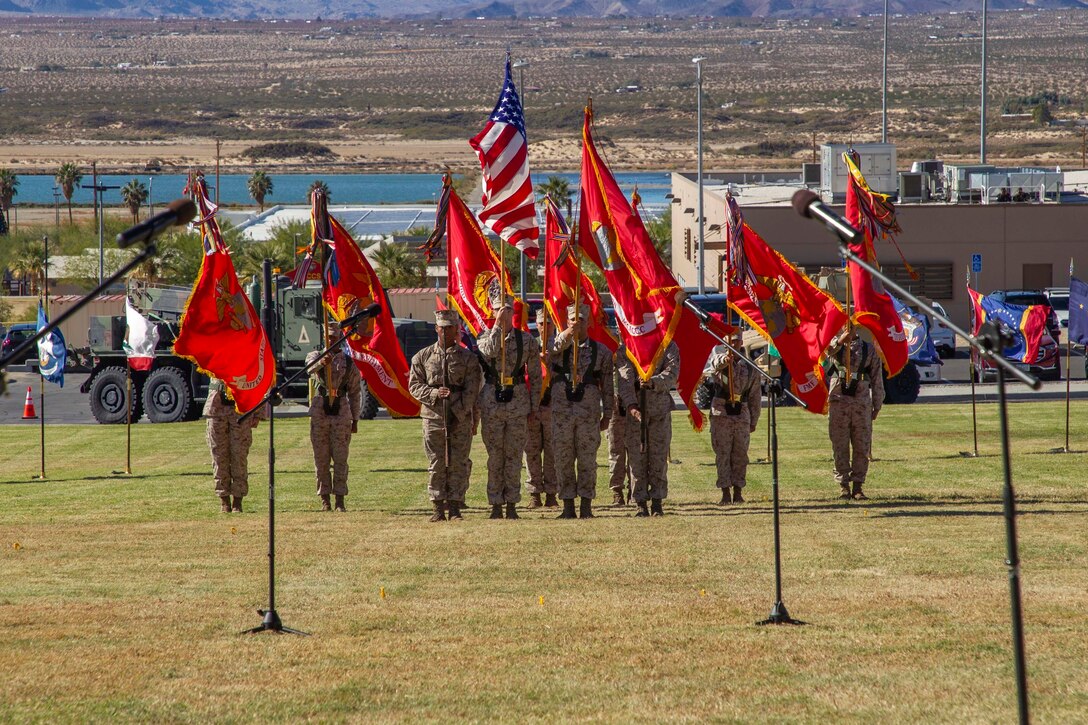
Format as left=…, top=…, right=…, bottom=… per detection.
left=3, top=0, right=1087, bottom=19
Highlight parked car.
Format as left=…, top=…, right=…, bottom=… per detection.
left=1, top=322, right=38, bottom=366
left=1044, top=287, right=1069, bottom=330
left=972, top=330, right=1060, bottom=382
left=928, top=301, right=956, bottom=359
left=987, top=289, right=1060, bottom=342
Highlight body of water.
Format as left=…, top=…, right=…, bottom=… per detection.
left=10, top=171, right=672, bottom=207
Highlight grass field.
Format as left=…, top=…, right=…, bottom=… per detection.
left=1, top=401, right=1086, bottom=722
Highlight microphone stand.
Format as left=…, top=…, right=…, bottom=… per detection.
left=814, top=228, right=1034, bottom=724
left=684, top=300, right=806, bottom=626
left=238, top=261, right=378, bottom=635
left=0, top=243, right=158, bottom=371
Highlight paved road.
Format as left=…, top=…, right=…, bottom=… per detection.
left=3, top=348, right=1085, bottom=425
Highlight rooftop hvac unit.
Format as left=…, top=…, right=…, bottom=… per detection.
left=802, top=163, right=821, bottom=186
left=820, top=143, right=896, bottom=203
left=898, top=172, right=927, bottom=202
left=911, top=160, right=944, bottom=176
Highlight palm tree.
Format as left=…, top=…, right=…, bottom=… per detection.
left=120, top=179, right=148, bottom=223
left=371, top=242, right=424, bottom=288
left=535, top=175, right=573, bottom=212
left=308, top=179, right=330, bottom=202
left=12, top=239, right=45, bottom=295
left=247, top=171, right=274, bottom=212
left=0, top=168, right=18, bottom=235
left=236, top=238, right=294, bottom=280
left=54, top=162, right=82, bottom=224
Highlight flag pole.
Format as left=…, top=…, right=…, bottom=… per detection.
left=1055, top=257, right=1073, bottom=453
left=963, top=268, right=980, bottom=458
left=126, top=365, right=133, bottom=474
left=39, top=235, right=49, bottom=480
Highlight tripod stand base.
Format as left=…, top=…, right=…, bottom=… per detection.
left=958, top=451, right=979, bottom=458
left=756, top=600, right=805, bottom=626
left=242, top=609, right=309, bottom=636
left=1046, top=446, right=1072, bottom=454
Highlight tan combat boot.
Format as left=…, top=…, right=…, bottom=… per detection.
left=447, top=501, right=462, bottom=520
left=611, top=489, right=626, bottom=507
left=489, top=504, right=504, bottom=519
left=852, top=482, right=868, bottom=500
left=544, top=493, right=559, bottom=508
left=334, top=495, right=346, bottom=512
left=650, top=499, right=664, bottom=517
left=231, top=496, right=243, bottom=513
left=527, top=493, right=543, bottom=509
left=579, top=497, right=594, bottom=519
left=220, top=496, right=231, bottom=513
left=429, top=500, right=446, bottom=522
left=557, top=499, right=577, bottom=519
left=635, top=500, right=650, bottom=517
left=320, top=494, right=332, bottom=511
left=505, top=502, right=520, bottom=520
left=732, top=486, right=744, bottom=504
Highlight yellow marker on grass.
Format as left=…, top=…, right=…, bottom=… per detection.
left=380, top=586, right=387, bottom=599
left=539, top=595, right=545, bottom=606
left=12, top=542, right=21, bottom=551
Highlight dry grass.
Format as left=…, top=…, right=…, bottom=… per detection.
left=1, top=400, right=1086, bottom=722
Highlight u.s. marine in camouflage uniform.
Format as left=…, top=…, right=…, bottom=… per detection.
left=306, top=323, right=363, bottom=512
left=408, top=309, right=482, bottom=522
left=704, top=341, right=761, bottom=505
left=477, top=299, right=541, bottom=520
left=828, top=330, right=884, bottom=500
left=524, top=308, right=558, bottom=509
left=607, top=344, right=631, bottom=506
left=549, top=304, right=613, bottom=520
left=204, top=378, right=263, bottom=513
left=617, top=341, right=680, bottom=516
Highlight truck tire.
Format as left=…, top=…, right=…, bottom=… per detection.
left=360, top=381, right=380, bottom=420
left=143, top=366, right=194, bottom=423
left=883, top=361, right=921, bottom=404
left=89, top=366, right=143, bottom=424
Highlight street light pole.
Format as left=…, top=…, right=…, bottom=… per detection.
left=148, top=176, right=154, bottom=218
left=882, top=0, right=889, bottom=143
left=81, top=181, right=121, bottom=285
left=693, top=57, right=707, bottom=294
left=981, top=0, right=988, bottom=164
left=512, top=58, right=530, bottom=299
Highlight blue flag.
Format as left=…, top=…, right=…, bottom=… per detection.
left=891, top=295, right=940, bottom=365
left=36, top=301, right=66, bottom=387
left=1070, top=276, right=1088, bottom=346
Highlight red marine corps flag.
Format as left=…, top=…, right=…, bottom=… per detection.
left=843, top=150, right=909, bottom=376
left=312, top=192, right=420, bottom=418
left=445, top=185, right=526, bottom=335
left=542, top=196, right=617, bottom=352
left=578, top=103, right=682, bottom=380
left=175, top=175, right=275, bottom=413
left=723, top=193, right=848, bottom=414
left=469, top=56, right=540, bottom=259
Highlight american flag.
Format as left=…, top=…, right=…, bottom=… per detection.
left=469, top=58, right=540, bottom=259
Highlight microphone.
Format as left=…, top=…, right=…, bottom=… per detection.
left=791, top=189, right=861, bottom=245
left=683, top=298, right=711, bottom=324
left=116, top=198, right=197, bottom=248
left=338, top=303, right=382, bottom=330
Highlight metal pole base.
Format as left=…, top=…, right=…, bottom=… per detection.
left=958, top=451, right=979, bottom=458
left=1045, top=447, right=1072, bottom=454
left=757, top=600, right=805, bottom=626
left=242, top=609, right=309, bottom=636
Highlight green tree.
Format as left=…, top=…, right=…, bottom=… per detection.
left=266, top=219, right=313, bottom=265
left=534, top=175, right=573, bottom=211
left=0, top=168, right=18, bottom=235
left=12, top=239, right=45, bottom=294
left=644, top=206, right=672, bottom=259
left=236, top=238, right=294, bottom=280
left=371, top=242, right=424, bottom=288
left=120, top=179, right=148, bottom=223
left=247, top=170, right=274, bottom=212
left=1032, top=103, right=1054, bottom=126
left=54, top=162, right=82, bottom=225
left=308, top=179, right=330, bottom=202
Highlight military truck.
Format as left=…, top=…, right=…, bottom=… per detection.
left=80, top=278, right=422, bottom=424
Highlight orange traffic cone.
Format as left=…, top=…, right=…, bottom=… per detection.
left=22, top=386, right=37, bottom=419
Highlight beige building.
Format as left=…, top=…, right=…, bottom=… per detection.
left=670, top=171, right=1088, bottom=330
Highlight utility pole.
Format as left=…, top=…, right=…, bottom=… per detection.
left=693, top=56, right=707, bottom=294
left=882, top=0, right=889, bottom=143
left=981, top=0, right=988, bottom=164
left=81, top=181, right=120, bottom=285
left=215, top=138, right=222, bottom=207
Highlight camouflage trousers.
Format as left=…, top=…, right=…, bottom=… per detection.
left=481, top=410, right=527, bottom=505
left=525, top=409, right=557, bottom=495
left=311, top=407, right=353, bottom=496
left=624, top=412, right=671, bottom=502
left=829, top=396, right=873, bottom=485
left=553, top=409, right=602, bottom=500
left=607, top=412, right=629, bottom=493
left=710, top=412, right=751, bottom=489
left=207, top=417, right=253, bottom=498
left=423, top=416, right=473, bottom=503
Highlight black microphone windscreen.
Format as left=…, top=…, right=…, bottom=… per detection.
left=791, top=189, right=820, bottom=218
left=167, top=198, right=198, bottom=226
